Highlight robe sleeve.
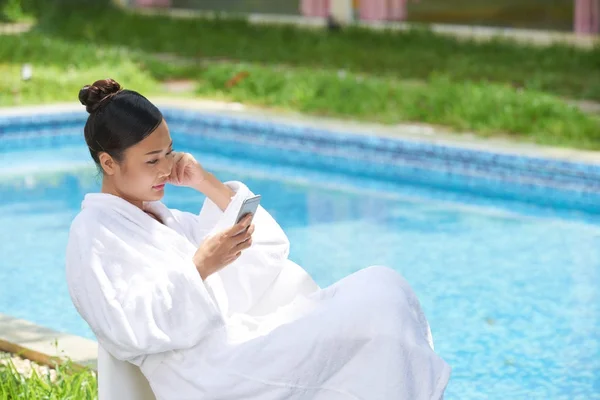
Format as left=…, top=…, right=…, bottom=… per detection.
left=171, top=181, right=295, bottom=315
left=65, top=213, right=224, bottom=363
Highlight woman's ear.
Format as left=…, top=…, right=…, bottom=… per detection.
left=98, top=152, right=116, bottom=175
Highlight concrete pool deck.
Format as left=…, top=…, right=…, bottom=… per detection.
left=1, top=98, right=599, bottom=165
left=0, top=98, right=598, bottom=367
left=0, top=313, right=97, bottom=369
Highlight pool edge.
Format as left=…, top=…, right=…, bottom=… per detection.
left=0, top=313, right=98, bottom=369
left=1, top=99, right=598, bottom=166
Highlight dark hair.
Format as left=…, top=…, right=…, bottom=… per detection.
left=79, top=78, right=163, bottom=168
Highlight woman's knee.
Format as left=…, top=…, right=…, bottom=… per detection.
left=361, top=265, right=407, bottom=287
left=330, top=266, right=411, bottom=304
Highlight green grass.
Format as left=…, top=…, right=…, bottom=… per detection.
left=197, top=63, right=600, bottom=148
left=27, top=2, right=600, bottom=102
left=0, top=34, right=160, bottom=105
left=1, top=2, right=599, bottom=149
left=0, top=358, right=97, bottom=400
left=0, top=0, right=32, bottom=22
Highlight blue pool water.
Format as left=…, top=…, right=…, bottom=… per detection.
left=1, top=124, right=599, bottom=399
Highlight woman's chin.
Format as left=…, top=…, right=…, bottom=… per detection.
left=149, top=186, right=166, bottom=200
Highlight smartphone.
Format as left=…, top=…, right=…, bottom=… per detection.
left=235, top=194, right=261, bottom=225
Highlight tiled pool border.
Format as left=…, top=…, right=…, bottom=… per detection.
left=2, top=100, right=599, bottom=162
left=1, top=101, right=600, bottom=214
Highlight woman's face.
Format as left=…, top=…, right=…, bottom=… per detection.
left=100, top=119, right=174, bottom=206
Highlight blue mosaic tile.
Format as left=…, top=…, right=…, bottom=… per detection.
left=0, top=111, right=86, bottom=136
left=2, top=108, right=600, bottom=214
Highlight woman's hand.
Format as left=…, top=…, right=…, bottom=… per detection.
left=168, top=152, right=207, bottom=188
left=193, top=215, right=255, bottom=280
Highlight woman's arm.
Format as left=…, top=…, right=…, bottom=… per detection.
left=66, top=215, right=225, bottom=361
left=192, top=172, right=235, bottom=212
left=167, top=151, right=234, bottom=212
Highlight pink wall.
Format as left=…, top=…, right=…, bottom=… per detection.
left=359, top=0, right=408, bottom=21
left=300, top=0, right=330, bottom=18
left=574, top=0, right=600, bottom=34
left=301, top=0, right=599, bottom=34
left=134, top=0, right=171, bottom=7
left=300, top=0, right=410, bottom=21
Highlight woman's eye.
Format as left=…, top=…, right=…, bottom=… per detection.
left=147, top=149, right=174, bottom=164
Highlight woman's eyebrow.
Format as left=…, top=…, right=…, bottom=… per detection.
left=145, top=140, right=173, bottom=155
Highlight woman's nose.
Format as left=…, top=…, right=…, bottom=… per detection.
left=159, top=158, right=173, bottom=177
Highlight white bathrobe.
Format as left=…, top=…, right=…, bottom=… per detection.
left=66, top=181, right=450, bottom=400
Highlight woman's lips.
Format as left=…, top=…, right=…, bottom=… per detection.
left=152, top=184, right=165, bottom=191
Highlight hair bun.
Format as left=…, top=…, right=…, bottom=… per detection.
left=79, top=78, right=122, bottom=113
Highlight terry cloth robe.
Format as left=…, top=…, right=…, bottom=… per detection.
left=66, top=181, right=451, bottom=400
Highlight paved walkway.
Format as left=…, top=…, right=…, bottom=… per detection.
left=2, top=99, right=598, bottom=164
left=155, top=97, right=600, bottom=163
left=0, top=313, right=97, bottom=368
left=0, top=22, right=32, bottom=35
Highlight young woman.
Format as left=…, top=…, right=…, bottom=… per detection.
left=66, top=79, right=450, bottom=400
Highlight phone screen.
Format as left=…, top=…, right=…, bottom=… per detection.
left=235, top=195, right=262, bottom=225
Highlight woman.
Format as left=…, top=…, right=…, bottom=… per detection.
left=66, top=79, right=450, bottom=400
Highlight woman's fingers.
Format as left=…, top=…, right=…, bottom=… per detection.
left=227, top=215, right=253, bottom=237
left=169, top=153, right=182, bottom=184
left=233, top=235, right=252, bottom=251
left=168, top=162, right=179, bottom=183
left=233, top=224, right=254, bottom=245
left=227, top=222, right=254, bottom=256
left=177, top=157, right=186, bottom=183
left=219, top=216, right=254, bottom=264
left=224, top=251, right=243, bottom=265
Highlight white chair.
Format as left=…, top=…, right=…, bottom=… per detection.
left=98, top=346, right=156, bottom=400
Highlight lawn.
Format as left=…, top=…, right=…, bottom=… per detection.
left=0, top=357, right=97, bottom=400
left=1, top=0, right=599, bottom=149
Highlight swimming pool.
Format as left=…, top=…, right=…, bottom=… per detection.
left=0, top=108, right=599, bottom=399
